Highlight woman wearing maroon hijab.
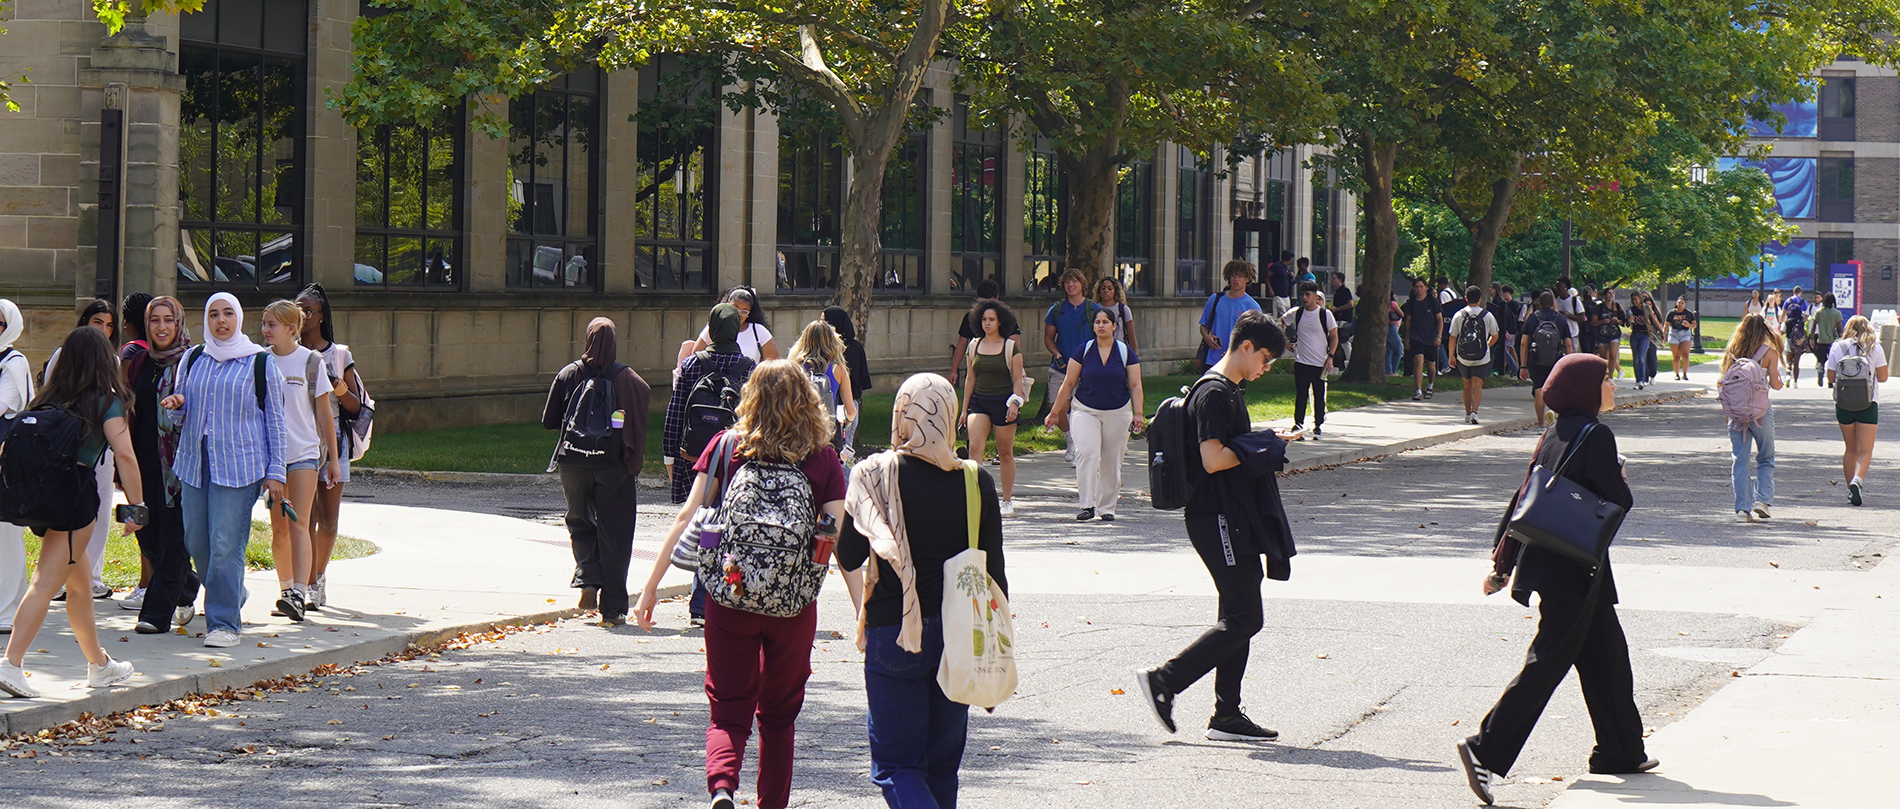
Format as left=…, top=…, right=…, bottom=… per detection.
left=541, top=318, right=652, bottom=625
left=1457, top=353, right=1655, bottom=804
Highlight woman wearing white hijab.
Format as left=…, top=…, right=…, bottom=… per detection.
left=837, top=374, right=1006, bottom=809
left=160, top=293, right=288, bottom=648
left=0, top=300, right=34, bottom=635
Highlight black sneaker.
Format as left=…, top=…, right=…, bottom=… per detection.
left=276, top=589, right=305, bottom=623
left=1076, top=508, right=1095, bottom=521
left=710, top=788, right=736, bottom=809
left=1132, top=667, right=1176, bottom=733
left=1099, top=513, right=1116, bottom=522
left=1457, top=737, right=1496, bottom=805
left=1205, top=712, right=1278, bottom=741
left=578, top=586, right=599, bottom=611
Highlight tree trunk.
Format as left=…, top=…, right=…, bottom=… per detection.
left=1455, top=158, right=1521, bottom=298
left=1342, top=136, right=1400, bottom=384
left=1062, top=147, right=1119, bottom=286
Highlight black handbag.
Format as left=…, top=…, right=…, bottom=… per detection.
left=1506, top=423, right=1626, bottom=571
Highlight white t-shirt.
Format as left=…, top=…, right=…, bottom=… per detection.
left=1105, top=302, right=1134, bottom=343
left=271, top=345, right=327, bottom=463
left=1826, top=340, right=1888, bottom=404
left=1449, top=306, right=1500, bottom=366
left=1560, top=293, right=1586, bottom=337
left=1280, top=306, right=1337, bottom=367
left=697, top=322, right=774, bottom=363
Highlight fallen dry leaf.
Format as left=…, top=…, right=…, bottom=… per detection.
left=1109, top=688, right=1125, bottom=695
left=326, top=719, right=343, bottom=725
left=207, top=659, right=223, bottom=668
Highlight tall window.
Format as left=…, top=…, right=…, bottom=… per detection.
left=1817, top=238, right=1853, bottom=286
left=177, top=0, right=307, bottom=289
left=950, top=96, right=1001, bottom=293
left=507, top=71, right=601, bottom=290
left=1024, top=137, right=1066, bottom=291
left=1311, top=167, right=1340, bottom=268
left=635, top=56, right=717, bottom=291
left=777, top=118, right=844, bottom=292
left=1175, top=147, right=1212, bottom=296
left=1113, top=153, right=1154, bottom=295
left=354, top=111, right=460, bottom=288
left=1819, top=77, right=1856, bottom=141
left=879, top=127, right=927, bottom=292
left=1818, top=157, right=1854, bottom=222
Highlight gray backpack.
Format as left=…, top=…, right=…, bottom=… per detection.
left=1835, top=344, right=1876, bottom=412
left=695, top=457, right=826, bottom=617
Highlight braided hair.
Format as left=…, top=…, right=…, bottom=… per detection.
left=299, top=282, right=336, bottom=344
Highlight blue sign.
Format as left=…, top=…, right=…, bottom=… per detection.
left=1830, top=262, right=1863, bottom=320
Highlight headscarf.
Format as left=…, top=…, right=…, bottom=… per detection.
left=144, top=296, right=194, bottom=505
left=582, top=317, right=617, bottom=369
left=843, top=374, right=963, bottom=654
left=707, top=303, right=744, bottom=355
left=1541, top=352, right=1609, bottom=416
left=145, top=297, right=192, bottom=364
left=822, top=305, right=857, bottom=342
left=0, top=299, right=23, bottom=352
left=201, top=292, right=266, bottom=362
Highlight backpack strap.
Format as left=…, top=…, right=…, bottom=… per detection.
left=1116, top=340, right=1129, bottom=367
left=1201, top=293, right=1220, bottom=327
left=961, top=460, right=980, bottom=550
left=252, top=353, right=268, bottom=412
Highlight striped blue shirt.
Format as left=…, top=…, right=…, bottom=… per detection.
left=173, top=350, right=288, bottom=488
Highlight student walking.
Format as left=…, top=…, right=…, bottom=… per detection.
left=960, top=299, right=1028, bottom=518
left=1265, top=250, right=1295, bottom=317
left=1592, top=289, right=1626, bottom=377
left=1280, top=282, right=1338, bottom=437
left=1095, top=276, right=1139, bottom=353
left=1518, top=292, right=1574, bottom=427
left=789, top=320, right=859, bottom=452
left=44, top=299, right=120, bottom=602
left=1626, top=293, right=1662, bottom=388
left=260, top=302, right=338, bottom=623
left=667, top=305, right=760, bottom=505
left=1809, top=294, right=1844, bottom=387
left=1781, top=290, right=1813, bottom=387
left=1401, top=278, right=1443, bottom=400
left=693, top=287, right=779, bottom=362
left=0, top=300, right=34, bottom=636
left=1719, top=314, right=1783, bottom=524
left=1134, top=310, right=1292, bottom=743
left=822, top=306, right=872, bottom=460
left=635, top=361, right=858, bottom=809
left=295, top=284, right=369, bottom=610
left=1665, top=298, right=1697, bottom=380
left=1049, top=306, right=1146, bottom=521
left=1458, top=353, right=1653, bottom=804
left=160, top=294, right=289, bottom=648
left=543, top=318, right=652, bottom=625
left=0, top=327, right=144, bottom=697
left=948, top=280, right=1016, bottom=389
left=1041, top=269, right=1102, bottom=459
left=116, top=292, right=156, bottom=611
left=1450, top=286, right=1501, bottom=424
left=1558, top=279, right=1589, bottom=357
left=838, top=374, right=1006, bottom=809
left=1826, top=316, right=1889, bottom=506
left=1198, top=261, right=1263, bottom=373
left=1487, top=284, right=1521, bottom=378
left=123, top=296, right=201, bottom=634
left=1385, top=294, right=1405, bottom=376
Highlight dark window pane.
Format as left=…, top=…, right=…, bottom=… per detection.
left=508, top=96, right=536, bottom=234
left=424, top=238, right=456, bottom=285
left=507, top=238, right=534, bottom=287
left=219, top=0, right=262, bottom=49
left=388, top=122, right=425, bottom=230
left=354, top=234, right=385, bottom=284
left=216, top=229, right=259, bottom=284
left=567, top=94, right=595, bottom=237
left=535, top=92, right=567, bottom=235
left=181, top=0, right=217, bottom=42
left=178, top=47, right=218, bottom=221
left=386, top=236, right=423, bottom=284
left=179, top=228, right=218, bottom=283
left=355, top=125, right=383, bottom=227
left=257, top=231, right=295, bottom=284
left=261, top=57, right=299, bottom=225
left=263, top=0, right=305, bottom=54
left=425, top=121, right=456, bottom=231
left=214, top=51, right=262, bottom=223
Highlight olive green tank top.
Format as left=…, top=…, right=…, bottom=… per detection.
left=971, top=341, right=1015, bottom=396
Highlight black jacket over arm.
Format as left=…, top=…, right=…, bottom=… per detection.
left=1493, top=413, right=1632, bottom=607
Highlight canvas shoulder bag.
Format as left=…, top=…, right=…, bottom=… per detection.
left=938, top=460, right=1017, bottom=709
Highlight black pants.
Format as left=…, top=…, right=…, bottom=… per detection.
left=1156, top=513, right=1265, bottom=718
left=559, top=464, right=640, bottom=617
left=1292, top=362, right=1326, bottom=428
left=134, top=486, right=200, bottom=631
left=1468, top=593, right=1648, bottom=776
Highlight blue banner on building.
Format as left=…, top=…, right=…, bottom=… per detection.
left=1717, top=157, right=1816, bottom=220
left=1745, top=100, right=1818, bottom=139
left=1706, top=239, right=1814, bottom=291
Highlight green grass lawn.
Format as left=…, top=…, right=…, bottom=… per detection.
left=23, top=522, right=378, bottom=591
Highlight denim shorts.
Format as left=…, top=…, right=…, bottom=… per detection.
left=1669, top=328, right=1694, bottom=346
left=287, top=458, right=321, bottom=472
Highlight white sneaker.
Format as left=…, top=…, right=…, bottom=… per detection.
left=87, top=658, right=135, bottom=688
left=0, top=661, right=39, bottom=698
left=1736, top=510, right=1757, bottom=523
left=1752, top=502, right=1772, bottom=520
left=1000, top=500, right=1016, bottom=519
left=203, top=629, right=240, bottom=648
left=312, top=574, right=327, bottom=609
left=91, top=582, right=113, bottom=600
left=175, top=605, right=196, bottom=628
left=120, top=587, right=146, bottom=610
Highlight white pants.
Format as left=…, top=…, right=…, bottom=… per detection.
left=1071, top=402, right=1133, bottom=513
left=85, top=452, right=113, bottom=591
left=0, top=522, right=26, bottom=630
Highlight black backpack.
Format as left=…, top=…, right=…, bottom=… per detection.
left=683, top=352, right=756, bottom=458
left=550, top=361, right=624, bottom=469
left=1530, top=314, right=1564, bottom=366
left=0, top=404, right=102, bottom=531
left=1456, top=310, right=1488, bottom=363
left=1147, top=374, right=1222, bottom=511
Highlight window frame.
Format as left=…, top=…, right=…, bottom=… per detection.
left=1113, top=153, right=1155, bottom=296
left=1818, top=157, right=1855, bottom=223
left=877, top=124, right=929, bottom=293
left=352, top=108, right=465, bottom=290
left=1175, top=146, right=1214, bottom=297
left=505, top=70, right=605, bottom=291
left=1023, top=137, right=1067, bottom=293
left=1819, top=77, right=1856, bottom=141
left=775, top=116, right=847, bottom=294
left=634, top=56, right=720, bottom=292
left=950, top=95, right=1002, bottom=294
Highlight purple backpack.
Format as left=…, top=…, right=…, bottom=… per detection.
left=1718, top=346, right=1771, bottom=429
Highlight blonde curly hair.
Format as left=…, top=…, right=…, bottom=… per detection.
left=733, top=360, right=834, bottom=462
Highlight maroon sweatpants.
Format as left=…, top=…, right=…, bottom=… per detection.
left=703, top=599, right=819, bottom=809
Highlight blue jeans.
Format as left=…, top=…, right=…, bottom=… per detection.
left=865, top=618, right=968, bottom=809
left=1630, top=334, right=1653, bottom=383
left=1729, top=411, right=1776, bottom=513
left=1385, top=324, right=1403, bottom=376
left=180, top=452, right=262, bottom=635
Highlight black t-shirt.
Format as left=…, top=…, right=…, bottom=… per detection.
left=1401, top=298, right=1441, bottom=344
left=958, top=308, right=1022, bottom=341
left=1266, top=262, right=1293, bottom=298
left=1666, top=310, right=1696, bottom=331
left=1185, top=375, right=1248, bottom=516
left=837, top=456, right=1007, bottom=628
left=1330, top=285, right=1352, bottom=312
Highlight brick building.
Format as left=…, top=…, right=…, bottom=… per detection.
left=0, top=0, right=1357, bottom=430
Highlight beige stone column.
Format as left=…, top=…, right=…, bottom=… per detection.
left=925, top=68, right=953, bottom=294
left=306, top=0, right=357, bottom=291
left=1210, top=147, right=1233, bottom=270
left=747, top=105, right=779, bottom=293
left=465, top=94, right=510, bottom=293
left=1000, top=116, right=1026, bottom=296
left=600, top=68, right=638, bottom=293
left=715, top=103, right=750, bottom=292
left=1154, top=143, right=1178, bottom=298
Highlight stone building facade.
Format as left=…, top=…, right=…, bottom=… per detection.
left=0, top=0, right=1357, bottom=431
